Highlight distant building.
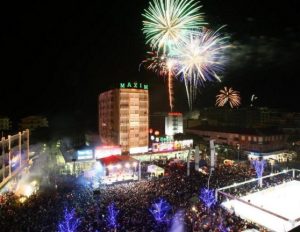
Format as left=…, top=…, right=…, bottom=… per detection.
left=0, top=117, right=11, bottom=131
left=186, top=125, right=287, bottom=159
left=19, top=115, right=48, bottom=131
left=149, top=112, right=167, bottom=136
left=99, top=82, right=149, bottom=154
left=84, top=132, right=100, bottom=146
left=165, top=112, right=183, bottom=137
left=199, top=107, right=283, bottom=128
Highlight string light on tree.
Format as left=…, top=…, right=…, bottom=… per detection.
left=149, top=198, right=172, bottom=223
left=58, top=208, right=80, bottom=232
left=106, top=203, right=119, bottom=230
left=252, top=159, right=266, bottom=187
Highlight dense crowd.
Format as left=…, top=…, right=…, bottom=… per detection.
left=0, top=161, right=289, bottom=232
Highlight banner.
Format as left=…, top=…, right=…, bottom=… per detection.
left=195, top=146, right=200, bottom=171
left=210, top=140, right=216, bottom=171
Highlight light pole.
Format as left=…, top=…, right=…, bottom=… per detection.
left=237, top=144, right=240, bottom=162
left=270, top=159, right=275, bottom=174
left=72, top=158, right=77, bottom=176
left=1, top=137, right=5, bottom=181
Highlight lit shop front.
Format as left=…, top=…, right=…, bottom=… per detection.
left=131, top=149, right=190, bottom=162
left=63, top=149, right=95, bottom=175
left=152, top=139, right=193, bottom=152
left=94, top=146, right=122, bottom=159
left=62, top=146, right=123, bottom=175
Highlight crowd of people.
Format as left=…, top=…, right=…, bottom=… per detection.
left=0, top=160, right=292, bottom=232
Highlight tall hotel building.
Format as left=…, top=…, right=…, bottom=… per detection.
left=99, top=82, right=149, bottom=154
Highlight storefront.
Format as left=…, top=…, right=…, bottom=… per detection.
left=131, top=149, right=190, bottom=162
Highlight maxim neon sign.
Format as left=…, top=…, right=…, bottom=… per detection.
left=120, top=82, right=148, bottom=90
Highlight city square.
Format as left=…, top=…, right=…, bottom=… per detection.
left=1, top=0, right=300, bottom=231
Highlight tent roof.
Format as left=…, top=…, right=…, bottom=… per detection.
left=147, top=164, right=164, bottom=173
left=99, top=155, right=138, bottom=166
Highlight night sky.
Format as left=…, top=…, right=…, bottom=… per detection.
left=1, top=0, right=300, bottom=130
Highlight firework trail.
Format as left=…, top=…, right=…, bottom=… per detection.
left=141, top=50, right=177, bottom=111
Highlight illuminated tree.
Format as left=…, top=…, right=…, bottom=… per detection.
left=218, top=222, right=228, bottom=232
left=252, top=159, right=266, bottom=187
left=149, top=198, right=172, bottom=223
left=58, top=208, right=80, bottom=232
left=199, top=188, right=216, bottom=209
left=106, top=203, right=119, bottom=230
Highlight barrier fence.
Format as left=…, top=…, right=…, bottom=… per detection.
left=216, top=168, right=300, bottom=229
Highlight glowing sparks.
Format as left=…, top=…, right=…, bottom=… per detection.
left=216, top=86, right=241, bottom=108
left=141, top=51, right=169, bottom=77
left=142, top=0, right=206, bottom=52
left=252, top=159, right=266, bottom=179
left=141, top=51, right=176, bottom=111
left=173, top=28, right=229, bottom=109
left=250, top=94, right=258, bottom=107
left=141, top=0, right=230, bottom=111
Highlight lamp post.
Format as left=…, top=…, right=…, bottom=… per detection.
left=72, top=158, right=77, bottom=176
left=270, top=159, right=275, bottom=174
left=237, top=144, right=240, bottom=162
left=1, top=137, right=5, bottom=181
left=138, top=160, right=141, bottom=181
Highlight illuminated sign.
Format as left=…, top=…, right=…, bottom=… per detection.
left=129, top=146, right=148, bottom=154
left=168, top=112, right=182, bottom=116
left=159, top=136, right=172, bottom=142
left=120, top=82, right=148, bottom=90
left=152, top=142, right=174, bottom=152
left=95, top=146, right=121, bottom=159
left=77, top=149, right=94, bottom=160
left=152, top=139, right=193, bottom=152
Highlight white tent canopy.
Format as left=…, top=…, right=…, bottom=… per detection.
left=147, top=164, right=164, bottom=177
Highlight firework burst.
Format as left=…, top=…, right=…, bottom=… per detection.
left=173, top=27, right=230, bottom=110
left=141, top=51, right=169, bottom=76
left=216, top=86, right=241, bottom=108
left=141, top=50, right=177, bottom=111
left=142, top=0, right=206, bottom=53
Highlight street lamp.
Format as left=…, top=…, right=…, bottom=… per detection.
left=237, top=144, right=240, bottom=162
left=71, top=158, right=77, bottom=176
left=270, top=160, right=274, bottom=174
